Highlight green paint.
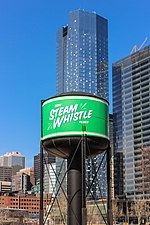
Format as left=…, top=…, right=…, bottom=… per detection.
left=42, top=95, right=109, bottom=140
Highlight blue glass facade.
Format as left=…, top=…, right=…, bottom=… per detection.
left=56, top=10, right=108, bottom=199
left=56, top=10, right=108, bottom=99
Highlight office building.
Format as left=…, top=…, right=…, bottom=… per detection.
left=56, top=9, right=108, bottom=198
left=44, top=163, right=56, bottom=194
left=0, top=181, right=12, bottom=192
left=112, top=45, right=150, bottom=199
left=12, top=167, right=35, bottom=193
left=56, top=10, right=108, bottom=98
left=0, top=152, right=25, bottom=175
left=113, top=152, right=123, bottom=196
left=34, top=153, right=41, bottom=184
left=34, top=153, right=55, bottom=185
left=0, top=193, right=51, bottom=215
left=0, top=166, right=12, bottom=182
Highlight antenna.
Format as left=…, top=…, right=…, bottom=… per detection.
left=138, top=37, right=148, bottom=50
left=130, top=45, right=138, bottom=54
left=130, top=37, right=148, bottom=54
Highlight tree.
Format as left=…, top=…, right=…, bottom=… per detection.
left=135, top=146, right=150, bottom=197
left=130, top=199, right=149, bottom=225
left=112, top=199, right=124, bottom=224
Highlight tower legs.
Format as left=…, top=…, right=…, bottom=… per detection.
left=67, top=150, right=82, bottom=225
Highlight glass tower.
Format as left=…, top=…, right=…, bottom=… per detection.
left=113, top=45, right=150, bottom=199
left=56, top=10, right=108, bottom=98
left=56, top=9, right=108, bottom=199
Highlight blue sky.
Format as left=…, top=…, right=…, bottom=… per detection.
left=0, top=0, right=150, bottom=167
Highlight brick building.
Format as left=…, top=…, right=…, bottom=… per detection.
left=0, top=194, right=51, bottom=214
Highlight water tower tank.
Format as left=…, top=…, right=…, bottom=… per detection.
left=41, top=93, right=109, bottom=158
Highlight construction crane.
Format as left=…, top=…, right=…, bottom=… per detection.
left=130, top=37, right=148, bottom=54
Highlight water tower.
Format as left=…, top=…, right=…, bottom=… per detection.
left=40, top=93, right=111, bottom=225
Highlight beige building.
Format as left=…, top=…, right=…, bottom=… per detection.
left=0, top=181, right=11, bottom=192
left=12, top=167, right=35, bottom=193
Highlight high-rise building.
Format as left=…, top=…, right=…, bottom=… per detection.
left=34, top=153, right=55, bottom=185
left=44, top=163, right=56, bottom=194
left=56, top=10, right=108, bottom=98
left=112, top=45, right=150, bottom=199
left=34, top=153, right=41, bottom=184
left=0, top=152, right=25, bottom=175
left=56, top=9, right=108, bottom=198
left=0, top=166, right=12, bottom=182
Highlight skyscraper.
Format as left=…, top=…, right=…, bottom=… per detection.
left=56, top=9, right=108, bottom=198
left=44, top=163, right=56, bottom=194
left=113, top=45, right=150, bottom=199
left=56, top=10, right=108, bottom=98
left=0, top=152, right=25, bottom=175
left=34, top=153, right=55, bottom=185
